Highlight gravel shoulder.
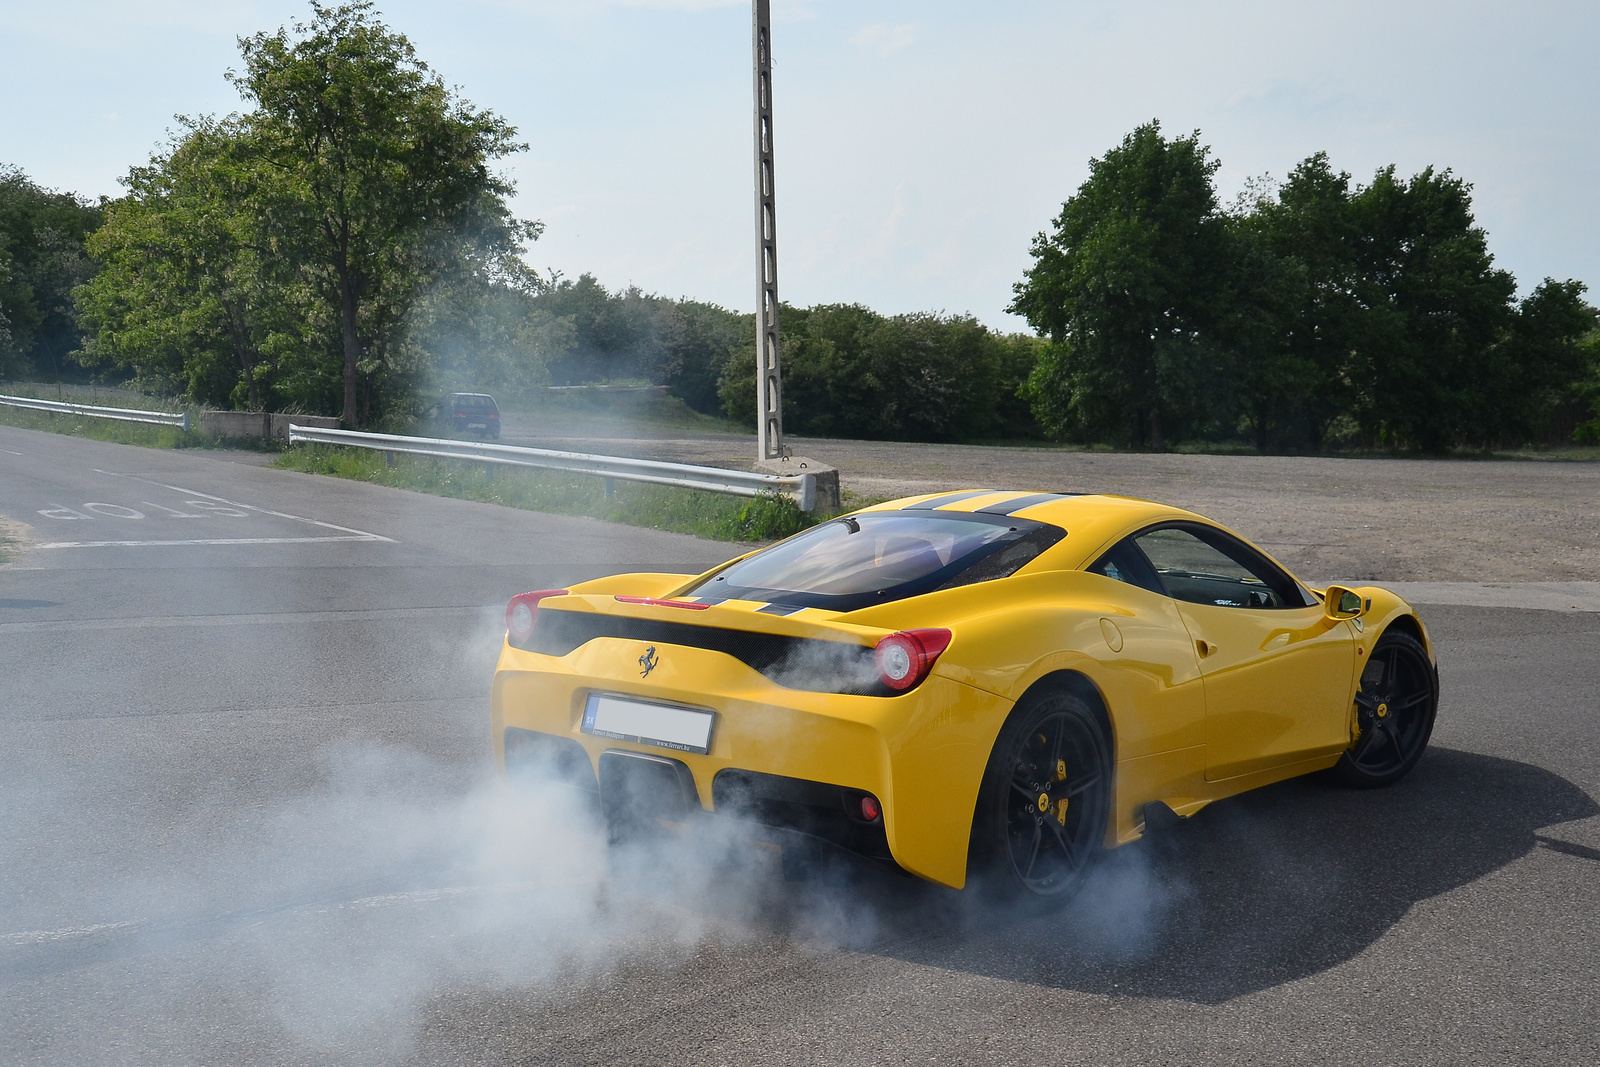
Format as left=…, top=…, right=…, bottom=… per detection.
left=499, top=408, right=1600, bottom=584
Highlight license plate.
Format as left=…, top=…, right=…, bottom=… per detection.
left=581, top=694, right=715, bottom=755
left=468, top=422, right=486, bottom=428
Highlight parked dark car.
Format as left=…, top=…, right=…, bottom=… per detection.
left=445, top=393, right=500, bottom=438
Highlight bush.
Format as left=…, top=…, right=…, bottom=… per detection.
left=719, top=303, right=1038, bottom=442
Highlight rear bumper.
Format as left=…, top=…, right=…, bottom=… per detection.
left=491, top=637, right=1012, bottom=888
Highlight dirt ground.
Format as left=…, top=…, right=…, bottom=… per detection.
left=499, top=408, right=1600, bottom=584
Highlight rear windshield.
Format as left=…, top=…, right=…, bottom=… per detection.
left=452, top=395, right=494, bottom=410
left=685, top=512, right=1065, bottom=611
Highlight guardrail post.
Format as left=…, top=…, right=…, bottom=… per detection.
left=181, top=411, right=192, bottom=433
left=604, top=477, right=615, bottom=499
left=385, top=451, right=396, bottom=468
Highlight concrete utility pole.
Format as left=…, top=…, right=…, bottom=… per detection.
left=752, top=0, right=783, bottom=462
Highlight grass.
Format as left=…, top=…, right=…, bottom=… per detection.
left=0, top=522, right=17, bottom=565
left=273, top=444, right=819, bottom=542
left=0, top=402, right=209, bottom=448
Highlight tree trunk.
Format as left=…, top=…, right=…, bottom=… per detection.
left=225, top=301, right=261, bottom=412
left=339, top=270, right=361, bottom=428
left=1150, top=405, right=1164, bottom=451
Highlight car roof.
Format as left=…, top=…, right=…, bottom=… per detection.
left=856, top=490, right=1207, bottom=569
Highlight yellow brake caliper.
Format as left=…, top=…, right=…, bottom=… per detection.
left=1053, top=758, right=1069, bottom=824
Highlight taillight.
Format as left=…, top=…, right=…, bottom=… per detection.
left=507, top=589, right=567, bottom=646
left=873, top=628, right=953, bottom=691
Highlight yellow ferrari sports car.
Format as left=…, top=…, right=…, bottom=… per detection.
left=492, top=490, right=1438, bottom=898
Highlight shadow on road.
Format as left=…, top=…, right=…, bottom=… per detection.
left=743, top=747, right=1596, bottom=1004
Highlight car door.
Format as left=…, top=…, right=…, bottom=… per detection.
left=1126, top=524, right=1356, bottom=782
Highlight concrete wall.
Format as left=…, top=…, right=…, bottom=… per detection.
left=199, top=411, right=339, bottom=441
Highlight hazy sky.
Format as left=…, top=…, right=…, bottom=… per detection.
left=2, top=1, right=1595, bottom=328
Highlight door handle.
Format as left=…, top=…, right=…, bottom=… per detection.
left=1196, top=638, right=1218, bottom=658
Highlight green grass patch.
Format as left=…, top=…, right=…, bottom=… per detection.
left=0, top=402, right=208, bottom=448
left=273, top=444, right=818, bottom=542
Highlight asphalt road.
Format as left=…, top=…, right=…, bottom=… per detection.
left=2, top=424, right=1597, bottom=1066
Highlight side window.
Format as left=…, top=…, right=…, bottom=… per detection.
left=1133, top=526, right=1309, bottom=609
left=1087, top=538, right=1166, bottom=596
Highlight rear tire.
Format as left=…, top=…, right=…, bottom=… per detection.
left=969, top=686, right=1111, bottom=902
left=1332, top=630, right=1437, bottom=788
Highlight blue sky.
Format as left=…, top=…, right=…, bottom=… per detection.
left=2, top=1, right=1595, bottom=329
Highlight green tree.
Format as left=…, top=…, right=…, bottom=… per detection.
left=1226, top=154, right=1365, bottom=450
left=1010, top=121, right=1225, bottom=448
left=0, top=167, right=102, bottom=380
left=234, top=0, right=531, bottom=425
left=1343, top=166, right=1518, bottom=450
left=720, top=303, right=1007, bottom=442
left=77, top=118, right=319, bottom=410
left=1502, top=278, right=1596, bottom=443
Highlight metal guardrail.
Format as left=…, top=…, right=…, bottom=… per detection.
left=0, top=393, right=190, bottom=430
left=287, top=424, right=819, bottom=512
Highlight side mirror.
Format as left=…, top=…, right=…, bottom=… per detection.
left=1323, top=585, right=1366, bottom=621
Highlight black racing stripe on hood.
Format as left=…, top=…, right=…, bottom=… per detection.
left=974, top=492, right=1066, bottom=515
left=899, top=490, right=999, bottom=510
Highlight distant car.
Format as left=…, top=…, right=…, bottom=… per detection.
left=492, top=491, right=1439, bottom=900
left=445, top=392, right=500, bottom=438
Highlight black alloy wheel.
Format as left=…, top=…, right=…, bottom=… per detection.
left=1333, top=630, right=1438, bottom=788
left=971, top=689, right=1110, bottom=900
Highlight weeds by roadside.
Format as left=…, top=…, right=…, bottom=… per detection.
left=0, top=403, right=207, bottom=448
left=273, top=444, right=818, bottom=542
left=0, top=516, right=24, bottom=565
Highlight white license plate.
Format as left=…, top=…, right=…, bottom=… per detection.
left=581, top=694, right=715, bottom=755
left=468, top=422, right=486, bottom=428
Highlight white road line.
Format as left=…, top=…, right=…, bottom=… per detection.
left=8, top=921, right=142, bottom=946
left=4, top=884, right=549, bottom=947
left=162, top=482, right=394, bottom=541
left=36, top=535, right=385, bottom=549
left=89, top=471, right=396, bottom=542
left=1358, top=581, right=1600, bottom=613
left=0, top=604, right=493, bottom=634
left=1, top=449, right=22, bottom=456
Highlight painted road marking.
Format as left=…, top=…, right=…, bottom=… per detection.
left=8, top=921, right=141, bottom=946
left=31, top=475, right=395, bottom=547
left=0, top=604, right=493, bottom=635
left=35, top=535, right=389, bottom=550
left=37, top=504, right=92, bottom=520
left=141, top=500, right=203, bottom=518
left=161, top=482, right=391, bottom=539
left=5, top=883, right=554, bottom=948
left=82, top=503, right=146, bottom=519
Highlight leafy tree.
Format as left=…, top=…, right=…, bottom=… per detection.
left=1011, top=121, right=1225, bottom=448
left=1342, top=166, right=1520, bottom=450
left=720, top=303, right=1012, bottom=442
left=233, top=0, right=532, bottom=424
left=0, top=167, right=102, bottom=379
left=77, top=118, right=319, bottom=410
left=1227, top=154, right=1364, bottom=450
left=1574, top=329, right=1600, bottom=444
left=1502, top=279, right=1596, bottom=442
left=533, top=272, right=751, bottom=415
